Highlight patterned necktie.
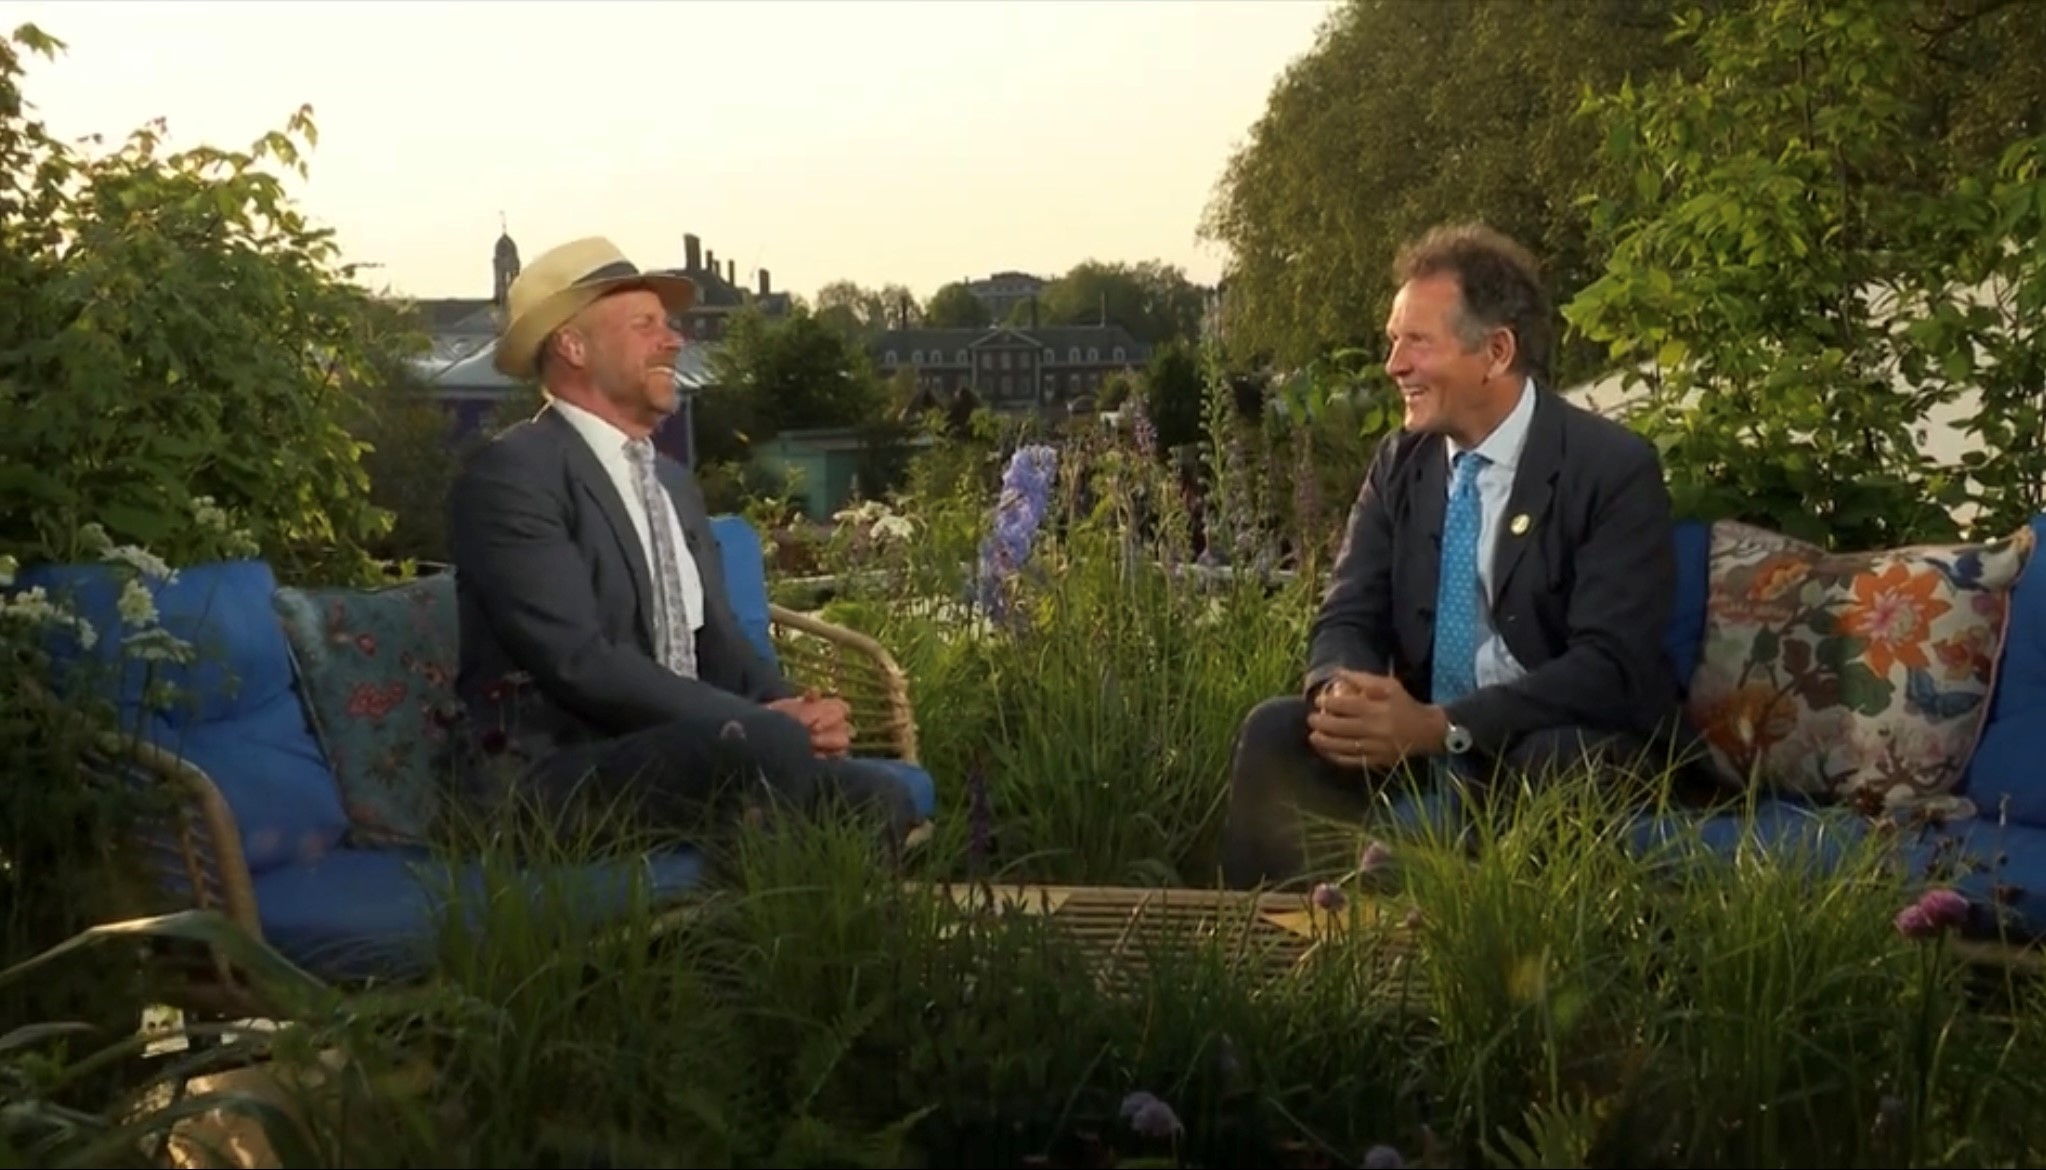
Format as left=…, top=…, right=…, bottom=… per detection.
left=1431, top=450, right=1489, bottom=706
left=623, top=438, right=698, bottom=679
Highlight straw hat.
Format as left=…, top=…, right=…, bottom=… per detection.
left=493, top=236, right=697, bottom=379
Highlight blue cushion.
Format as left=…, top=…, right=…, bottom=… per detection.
left=251, top=845, right=705, bottom=982
left=1628, top=799, right=1874, bottom=875
left=1665, top=519, right=1712, bottom=693
left=709, top=514, right=777, bottom=666
left=1960, top=514, right=2046, bottom=828
left=1625, top=798, right=2046, bottom=944
left=14, top=559, right=350, bottom=875
left=865, top=759, right=938, bottom=820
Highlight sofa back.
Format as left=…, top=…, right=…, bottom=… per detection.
left=16, top=560, right=350, bottom=875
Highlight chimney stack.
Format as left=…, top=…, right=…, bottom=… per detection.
left=758, top=268, right=772, bottom=296
left=725, top=259, right=735, bottom=285
left=705, top=247, right=717, bottom=276
left=684, top=234, right=701, bottom=272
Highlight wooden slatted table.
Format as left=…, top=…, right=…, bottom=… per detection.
left=909, top=882, right=1423, bottom=1000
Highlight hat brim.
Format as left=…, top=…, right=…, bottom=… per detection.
left=493, top=272, right=698, bottom=380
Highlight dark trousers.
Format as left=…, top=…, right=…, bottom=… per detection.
left=1215, top=695, right=1685, bottom=890
left=476, top=688, right=918, bottom=855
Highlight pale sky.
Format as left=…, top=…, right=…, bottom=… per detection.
left=10, top=0, right=1336, bottom=302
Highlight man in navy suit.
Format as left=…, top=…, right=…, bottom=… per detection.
left=1219, top=224, right=1687, bottom=887
left=447, top=236, right=916, bottom=849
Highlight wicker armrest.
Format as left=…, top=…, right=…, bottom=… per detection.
left=77, top=728, right=261, bottom=942
left=768, top=603, right=921, bottom=764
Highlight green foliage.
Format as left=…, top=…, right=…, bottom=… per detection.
left=1016, top=260, right=1208, bottom=346
left=0, top=25, right=411, bottom=584
left=349, top=364, right=460, bottom=565
left=712, top=305, right=888, bottom=440
left=922, top=282, right=991, bottom=329
left=1201, top=0, right=1700, bottom=376
left=1566, top=0, right=2046, bottom=548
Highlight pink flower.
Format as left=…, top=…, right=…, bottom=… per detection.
left=1895, top=887, right=1970, bottom=940
left=1357, top=839, right=1393, bottom=874
left=1918, top=888, right=1969, bottom=928
left=1312, top=882, right=1347, bottom=911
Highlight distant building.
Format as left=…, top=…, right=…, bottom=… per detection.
left=961, top=271, right=1049, bottom=321
left=870, top=319, right=1148, bottom=416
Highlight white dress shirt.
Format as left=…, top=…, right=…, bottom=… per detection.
left=1443, top=377, right=1536, bottom=689
left=551, top=400, right=705, bottom=636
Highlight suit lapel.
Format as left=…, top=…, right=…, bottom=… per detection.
left=1491, top=390, right=1563, bottom=601
left=1406, top=440, right=1449, bottom=670
left=540, top=407, right=658, bottom=647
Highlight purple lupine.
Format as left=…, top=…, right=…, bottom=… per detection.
left=1294, top=436, right=1322, bottom=570
left=975, top=444, right=1059, bottom=623
left=1126, top=396, right=1158, bottom=461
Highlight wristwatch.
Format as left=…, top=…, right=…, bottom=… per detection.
left=1443, top=722, right=1474, bottom=756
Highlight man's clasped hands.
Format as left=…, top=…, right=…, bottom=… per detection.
left=769, top=688, right=855, bottom=759
left=1305, top=668, right=1452, bottom=771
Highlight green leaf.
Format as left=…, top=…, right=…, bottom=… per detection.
left=1834, top=659, right=1895, bottom=717
left=1, top=909, right=332, bottom=1008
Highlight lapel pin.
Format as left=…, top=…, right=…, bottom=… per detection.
left=1509, top=513, right=1531, bottom=536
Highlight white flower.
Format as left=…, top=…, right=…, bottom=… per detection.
left=102, top=544, right=175, bottom=584
left=871, top=514, right=916, bottom=543
left=115, top=577, right=159, bottom=628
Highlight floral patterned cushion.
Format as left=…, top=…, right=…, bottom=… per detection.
left=1685, top=521, right=2034, bottom=819
left=272, top=574, right=462, bottom=845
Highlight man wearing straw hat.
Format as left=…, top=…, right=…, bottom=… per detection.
left=446, top=236, right=918, bottom=851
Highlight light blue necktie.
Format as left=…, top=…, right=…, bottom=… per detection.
left=1431, top=451, right=1488, bottom=706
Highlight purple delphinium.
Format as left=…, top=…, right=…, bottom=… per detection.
left=1119, top=1090, right=1183, bottom=1139
left=1895, top=887, right=1970, bottom=939
left=975, top=444, right=1059, bottom=623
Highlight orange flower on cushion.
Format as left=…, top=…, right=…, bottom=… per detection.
left=1697, top=682, right=1800, bottom=760
left=1839, top=563, right=1951, bottom=677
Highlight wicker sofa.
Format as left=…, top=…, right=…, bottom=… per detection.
left=21, top=515, right=935, bottom=1010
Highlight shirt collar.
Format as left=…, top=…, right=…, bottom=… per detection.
left=551, top=398, right=637, bottom=466
left=1446, top=376, right=1537, bottom=472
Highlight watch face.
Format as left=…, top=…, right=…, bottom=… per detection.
left=1445, top=725, right=1473, bottom=754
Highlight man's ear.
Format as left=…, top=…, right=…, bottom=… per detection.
left=553, top=329, right=587, bottom=369
left=1486, top=326, right=1518, bottom=381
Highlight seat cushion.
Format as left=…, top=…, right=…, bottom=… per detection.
left=863, top=758, right=938, bottom=821
left=1960, top=514, right=2046, bottom=829
left=252, top=845, right=706, bottom=982
left=1628, top=800, right=2046, bottom=945
left=709, top=514, right=778, bottom=667
left=14, top=558, right=350, bottom=875
left=273, top=575, right=462, bottom=845
left=1684, top=521, right=2028, bottom=817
